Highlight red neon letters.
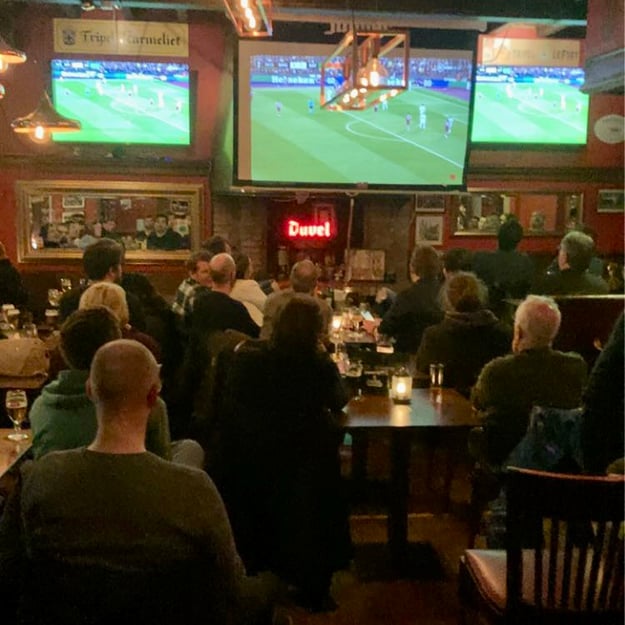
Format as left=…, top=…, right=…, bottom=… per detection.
left=286, top=219, right=333, bottom=238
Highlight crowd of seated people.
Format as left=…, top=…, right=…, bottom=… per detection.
left=0, top=222, right=623, bottom=621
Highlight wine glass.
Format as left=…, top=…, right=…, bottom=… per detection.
left=5, top=390, right=29, bottom=441
left=48, top=288, right=61, bottom=308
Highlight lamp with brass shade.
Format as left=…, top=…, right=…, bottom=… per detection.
left=320, top=30, right=409, bottom=111
left=0, top=34, right=27, bottom=73
left=11, top=92, right=81, bottom=144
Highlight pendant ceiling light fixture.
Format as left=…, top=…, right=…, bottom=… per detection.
left=0, top=34, right=27, bottom=73
left=223, top=0, right=273, bottom=38
left=320, top=29, right=409, bottom=111
left=11, top=92, right=81, bottom=144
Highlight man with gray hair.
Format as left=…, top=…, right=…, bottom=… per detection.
left=539, top=230, right=608, bottom=295
left=0, top=339, right=280, bottom=624
left=260, top=259, right=332, bottom=340
left=471, top=295, right=587, bottom=466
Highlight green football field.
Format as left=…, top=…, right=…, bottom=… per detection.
left=249, top=86, right=470, bottom=186
left=52, top=78, right=190, bottom=145
left=471, top=81, right=589, bottom=144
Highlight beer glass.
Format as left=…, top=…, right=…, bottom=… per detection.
left=48, top=288, right=61, bottom=308
left=5, top=390, right=29, bottom=441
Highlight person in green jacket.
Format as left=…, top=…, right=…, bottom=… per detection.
left=29, top=307, right=173, bottom=461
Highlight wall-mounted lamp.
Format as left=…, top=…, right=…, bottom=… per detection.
left=11, top=92, right=81, bottom=144
left=223, top=0, right=273, bottom=38
left=0, top=34, right=27, bottom=73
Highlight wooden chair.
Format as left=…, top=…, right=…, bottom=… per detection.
left=459, top=468, right=624, bottom=624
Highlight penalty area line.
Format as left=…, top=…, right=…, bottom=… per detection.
left=342, top=110, right=463, bottom=169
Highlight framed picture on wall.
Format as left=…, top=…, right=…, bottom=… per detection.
left=415, top=193, right=446, bottom=213
left=415, top=214, right=444, bottom=246
left=62, top=195, right=85, bottom=209
left=347, top=249, right=385, bottom=281
left=597, top=189, right=624, bottom=213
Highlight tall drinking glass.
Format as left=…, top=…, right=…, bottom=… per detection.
left=5, top=390, right=29, bottom=441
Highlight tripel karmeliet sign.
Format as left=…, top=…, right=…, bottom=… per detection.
left=53, top=19, right=188, bottom=57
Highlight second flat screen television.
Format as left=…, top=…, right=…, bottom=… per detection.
left=235, top=41, right=475, bottom=190
left=51, top=59, right=191, bottom=145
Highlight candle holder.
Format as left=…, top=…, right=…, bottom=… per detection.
left=390, top=366, right=412, bottom=403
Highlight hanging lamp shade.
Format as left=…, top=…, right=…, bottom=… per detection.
left=0, top=34, right=27, bottom=73
left=11, top=92, right=81, bottom=143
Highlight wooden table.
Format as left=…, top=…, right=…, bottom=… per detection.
left=343, top=388, right=479, bottom=572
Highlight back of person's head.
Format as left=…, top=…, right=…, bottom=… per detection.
left=410, top=245, right=441, bottom=280
left=271, top=294, right=322, bottom=354
left=442, top=271, right=487, bottom=313
left=200, top=235, right=231, bottom=256
left=60, top=307, right=122, bottom=370
left=497, top=218, right=524, bottom=251
left=79, top=282, right=130, bottom=326
left=233, top=251, right=251, bottom=280
left=209, top=252, right=236, bottom=286
left=514, top=295, right=561, bottom=349
left=83, top=239, right=124, bottom=280
left=184, top=250, right=212, bottom=273
left=443, top=248, right=473, bottom=274
left=89, top=339, right=160, bottom=413
left=121, top=272, right=167, bottom=312
left=560, top=230, right=594, bottom=272
left=290, top=259, right=318, bottom=293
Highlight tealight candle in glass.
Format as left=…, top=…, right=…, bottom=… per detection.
left=391, top=367, right=412, bottom=403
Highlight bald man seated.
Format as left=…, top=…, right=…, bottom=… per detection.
left=260, top=259, right=332, bottom=340
left=0, top=340, right=281, bottom=625
left=188, top=253, right=259, bottom=339
left=471, top=295, right=587, bottom=466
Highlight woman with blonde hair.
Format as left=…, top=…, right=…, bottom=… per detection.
left=416, top=271, right=512, bottom=396
left=79, top=282, right=161, bottom=362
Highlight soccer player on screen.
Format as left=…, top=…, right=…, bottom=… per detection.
left=418, top=103, right=426, bottom=129
left=275, top=101, right=283, bottom=116
left=381, top=97, right=388, bottom=111
left=444, top=115, right=454, bottom=138
left=307, top=99, right=314, bottom=114
left=405, top=113, right=412, bottom=132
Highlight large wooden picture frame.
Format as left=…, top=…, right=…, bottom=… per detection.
left=16, top=180, right=204, bottom=264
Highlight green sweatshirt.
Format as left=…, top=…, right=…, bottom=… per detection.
left=29, top=369, right=172, bottom=460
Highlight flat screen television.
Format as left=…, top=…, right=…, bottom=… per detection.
left=235, top=41, right=475, bottom=191
left=470, top=37, right=589, bottom=145
left=50, top=59, right=191, bottom=145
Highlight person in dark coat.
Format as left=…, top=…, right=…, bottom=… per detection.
left=581, top=312, right=624, bottom=474
left=0, top=241, right=28, bottom=308
left=416, top=272, right=512, bottom=397
left=217, top=295, right=352, bottom=612
left=538, top=230, right=609, bottom=295
left=472, top=217, right=534, bottom=316
left=379, top=244, right=443, bottom=354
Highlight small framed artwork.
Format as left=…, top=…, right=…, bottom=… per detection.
left=62, top=195, right=85, bottom=209
left=415, top=214, right=444, bottom=246
left=347, top=249, right=385, bottom=281
left=415, top=193, right=446, bottom=213
left=597, top=189, right=624, bottom=213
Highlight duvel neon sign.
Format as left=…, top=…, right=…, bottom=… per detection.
left=286, top=219, right=333, bottom=239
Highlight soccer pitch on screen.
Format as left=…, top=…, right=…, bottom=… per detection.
left=471, top=80, right=589, bottom=145
left=248, top=86, right=470, bottom=187
left=52, top=78, right=190, bottom=145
